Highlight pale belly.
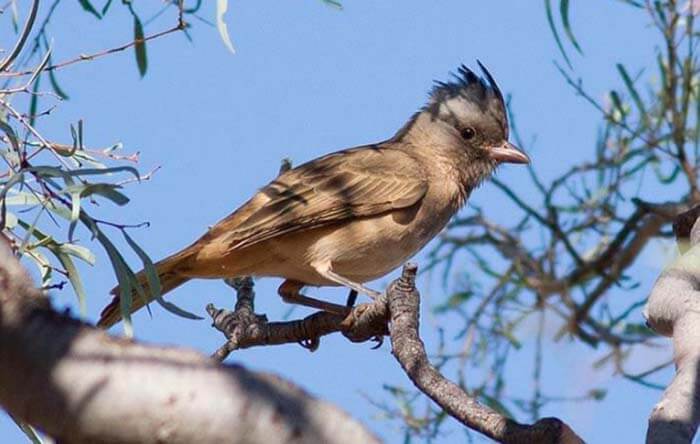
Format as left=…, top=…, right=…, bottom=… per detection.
left=253, top=205, right=454, bottom=286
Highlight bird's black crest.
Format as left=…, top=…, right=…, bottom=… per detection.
left=428, top=61, right=504, bottom=106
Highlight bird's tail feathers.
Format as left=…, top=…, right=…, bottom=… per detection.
left=97, top=254, right=190, bottom=329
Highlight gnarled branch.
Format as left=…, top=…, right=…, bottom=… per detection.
left=0, top=241, right=378, bottom=444
left=645, top=204, right=700, bottom=443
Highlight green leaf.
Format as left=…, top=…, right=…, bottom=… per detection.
left=652, top=162, right=680, bottom=184
left=25, top=247, right=52, bottom=288
left=609, top=90, right=627, bottom=122
left=68, top=185, right=81, bottom=241
left=15, top=220, right=95, bottom=316
left=559, top=0, right=582, bottom=54
left=29, top=72, right=40, bottom=127
left=47, top=65, right=69, bottom=99
left=10, top=0, right=18, bottom=33
left=653, top=1, right=667, bottom=26
left=52, top=249, right=88, bottom=315
left=133, top=14, right=148, bottom=77
left=0, top=119, right=21, bottom=153
left=100, top=235, right=134, bottom=337
left=321, top=0, right=343, bottom=9
left=62, top=183, right=130, bottom=206
left=617, top=0, right=644, bottom=7
left=616, top=63, right=647, bottom=120
left=216, top=0, right=236, bottom=54
left=496, top=327, right=522, bottom=349
left=3, top=191, right=74, bottom=221
left=40, top=36, right=69, bottom=100
left=27, top=164, right=140, bottom=179
left=184, top=0, right=203, bottom=14
left=101, top=0, right=113, bottom=16
left=77, top=0, right=102, bottom=19
left=59, top=242, right=96, bottom=265
left=545, top=0, right=572, bottom=69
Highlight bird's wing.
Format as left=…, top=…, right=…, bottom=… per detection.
left=205, top=146, right=428, bottom=251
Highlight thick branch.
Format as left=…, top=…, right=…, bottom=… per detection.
left=644, top=205, right=700, bottom=443
left=0, top=243, right=378, bottom=444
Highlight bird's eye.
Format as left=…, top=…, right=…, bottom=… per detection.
left=460, top=127, right=476, bottom=140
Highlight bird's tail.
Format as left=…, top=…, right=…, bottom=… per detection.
left=97, top=254, right=190, bottom=329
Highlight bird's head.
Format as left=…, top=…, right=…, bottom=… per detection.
left=423, top=62, right=529, bottom=167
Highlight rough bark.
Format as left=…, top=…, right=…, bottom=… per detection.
left=645, top=205, right=700, bottom=443
left=0, top=241, right=379, bottom=444
left=386, top=264, right=584, bottom=444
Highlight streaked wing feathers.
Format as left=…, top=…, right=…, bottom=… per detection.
left=212, top=146, right=428, bottom=251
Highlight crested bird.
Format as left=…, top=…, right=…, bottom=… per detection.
left=97, top=62, right=529, bottom=328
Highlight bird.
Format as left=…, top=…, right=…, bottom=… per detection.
left=97, top=62, right=529, bottom=328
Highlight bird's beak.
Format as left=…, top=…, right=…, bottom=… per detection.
left=488, top=141, right=530, bottom=164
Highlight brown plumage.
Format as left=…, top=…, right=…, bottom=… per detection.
left=97, top=62, right=529, bottom=328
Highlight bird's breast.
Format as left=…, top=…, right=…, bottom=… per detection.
left=303, top=198, right=457, bottom=283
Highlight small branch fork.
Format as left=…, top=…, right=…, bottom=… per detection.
left=207, top=266, right=584, bottom=444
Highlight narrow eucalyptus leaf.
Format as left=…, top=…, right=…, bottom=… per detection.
left=29, top=165, right=140, bottom=179
left=123, top=232, right=203, bottom=320
left=560, top=0, right=582, bottom=53
left=47, top=67, right=69, bottom=100
left=53, top=250, right=88, bottom=315
left=320, top=0, right=343, bottom=9
left=63, top=183, right=130, bottom=206
left=0, top=119, right=21, bottom=153
left=616, top=63, right=647, bottom=119
left=29, top=73, right=40, bottom=127
left=101, top=235, right=134, bottom=336
left=59, top=242, right=96, bottom=265
left=77, top=0, right=102, bottom=19
left=133, top=15, right=148, bottom=77
left=545, top=0, right=573, bottom=69
left=101, top=0, right=113, bottom=16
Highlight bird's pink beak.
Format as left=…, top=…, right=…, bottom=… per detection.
left=488, top=141, right=530, bottom=164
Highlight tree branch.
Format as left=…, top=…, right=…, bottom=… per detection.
left=644, top=204, right=700, bottom=443
left=206, top=263, right=585, bottom=443
left=0, top=241, right=378, bottom=444
left=387, top=264, right=585, bottom=444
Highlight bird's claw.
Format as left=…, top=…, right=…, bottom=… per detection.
left=370, top=335, right=384, bottom=349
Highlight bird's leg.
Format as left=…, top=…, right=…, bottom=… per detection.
left=278, top=280, right=351, bottom=316
left=312, top=261, right=382, bottom=299
left=345, top=289, right=358, bottom=307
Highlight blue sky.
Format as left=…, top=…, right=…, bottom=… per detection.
left=0, top=1, right=680, bottom=442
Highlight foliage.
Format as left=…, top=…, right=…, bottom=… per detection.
left=0, top=0, right=215, bottom=439
left=378, top=0, right=700, bottom=439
